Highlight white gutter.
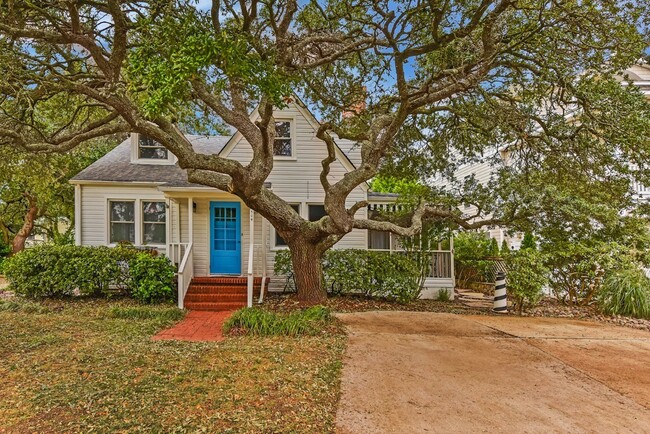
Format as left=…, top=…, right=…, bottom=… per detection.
left=69, top=180, right=164, bottom=186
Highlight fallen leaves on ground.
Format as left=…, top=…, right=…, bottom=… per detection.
left=0, top=298, right=345, bottom=433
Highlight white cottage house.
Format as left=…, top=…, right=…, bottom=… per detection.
left=71, top=100, right=455, bottom=309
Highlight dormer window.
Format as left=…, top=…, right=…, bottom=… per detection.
left=138, top=135, right=168, bottom=160
left=273, top=121, right=292, bottom=157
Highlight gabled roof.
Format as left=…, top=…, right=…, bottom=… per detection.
left=615, top=63, right=650, bottom=94
left=615, top=63, right=650, bottom=82
left=70, top=135, right=229, bottom=186
left=71, top=123, right=364, bottom=187
left=217, top=95, right=362, bottom=176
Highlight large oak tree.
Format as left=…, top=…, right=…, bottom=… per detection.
left=0, top=0, right=648, bottom=303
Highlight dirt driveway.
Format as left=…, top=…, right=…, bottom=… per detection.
left=335, top=312, right=650, bottom=433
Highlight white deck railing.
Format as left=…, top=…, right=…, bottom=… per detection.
left=367, top=249, right=454, bottom=280
left=176, top=243, right=194, bottom=309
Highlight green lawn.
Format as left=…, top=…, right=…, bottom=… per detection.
left=0, top=299, right=345, bottom=433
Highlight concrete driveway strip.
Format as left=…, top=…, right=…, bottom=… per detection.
left=335, top=311, right=650, bottom=434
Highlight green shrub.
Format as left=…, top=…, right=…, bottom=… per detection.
left=453, top=232, right=495, bottom=287
left=3, top=244, right=174, bottom=303
left=274, top=249, right=422, bottom=303
left=273, top=248, right=296, bottom=291
left=223, top=306, right=332, bottom=336
left=436, top=288, right=451, bottom=302
left=505, top=249, right=549, bottom=314
left=597, top=267, right=650, bottom=318
left=488, top=238, right=500, bottom=257
left=542, top=241, right=632, bottom=305
left=128, top=253, right=176, bottom=303
left=0, top=240, right=10, bottom=272
left=521, top=232, right=537, bottom=250
left=4, top=244, right=89, bottom=297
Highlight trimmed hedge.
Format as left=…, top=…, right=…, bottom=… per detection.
left=3, top=244, right=176, bottom=303
left=274, top=249, right=422, bottom=303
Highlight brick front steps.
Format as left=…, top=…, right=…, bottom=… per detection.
left=183, top=277, right=269, bottom=311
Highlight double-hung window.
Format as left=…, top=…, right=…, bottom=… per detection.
left=273, top=121, right=293, bottom=157
left=142, top=201, right=166, bottom=244
left=308, top=204, right=327, bottom=222
left=367, top=208, right=391, bottom=250
left=109, top=201, right=136, bottom=243
left=108, top=200, right=166, bottom=245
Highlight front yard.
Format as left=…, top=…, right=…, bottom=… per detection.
left=0, top=299, right=345, bottom=433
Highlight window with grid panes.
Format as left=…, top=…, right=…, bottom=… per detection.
left=109, top=201, right=135, bottom=243
left=273, top=121, right=292, bottom=156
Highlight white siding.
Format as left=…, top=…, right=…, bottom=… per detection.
left=79, top=102, right=370, bottom=279
left=79, top=184, right=167, bottom=250
left=223, top=102, right=368, bottom=264
left=224, top=103, right=367, bottom=208
left=436, top=152, right=524, bottom=250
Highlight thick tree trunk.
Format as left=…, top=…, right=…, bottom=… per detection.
left=11, top=196, right=38, bottom=255
left=289, top=239, right=327, bottom=304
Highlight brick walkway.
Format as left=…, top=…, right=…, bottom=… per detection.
left=152, top=310, right=232, bottom=342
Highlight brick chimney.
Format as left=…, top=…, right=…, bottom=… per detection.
left=342, top=87, right=367, bottom=119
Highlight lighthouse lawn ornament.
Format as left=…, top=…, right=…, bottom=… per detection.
left=493, top=271, right=508, bottom=313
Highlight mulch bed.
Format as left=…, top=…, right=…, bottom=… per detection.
left=264, top=293, right=492, bottom=315
left=263, top=292, right=650, bottom=333
left=521, top=298, right=650, bottom=333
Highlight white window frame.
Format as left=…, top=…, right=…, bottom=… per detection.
left=271, top=203, right=301, bottom=250
left=272, top=118, right=296, bottom=160
left=141, top=200, right=167, bottom=246
left=130, top=133, right=176, bottom=165
left=106, top=198, right=167, bottom=247
left=307, top=203, right=327, bottom=222
left=108, top=200, right=136, bottom=245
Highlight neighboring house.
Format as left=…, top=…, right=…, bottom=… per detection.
left=71, top=99, right=454, bottom=308
left=435, top=63, right=650, bottom=249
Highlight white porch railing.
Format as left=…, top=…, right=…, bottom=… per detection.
left=176, top=242, right=194, bottom=309
left=367, top=248, right=454, bottom=281
left=168, top=242, right=189, bottom=267
left=428, top=251, right=453, bottom=279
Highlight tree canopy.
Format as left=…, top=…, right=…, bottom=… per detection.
left=0, top=0, right=648, bottom=301
left=0, top=140, right=116, bottom=254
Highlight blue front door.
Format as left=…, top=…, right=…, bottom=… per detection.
left=210, top=202, right=241, bottom=274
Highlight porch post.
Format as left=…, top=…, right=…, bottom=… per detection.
left=187, top=197, right=193, bottom=244
left=259, top=217, right=268, bottom=303
left=165, top=198, right=172, bottom=254
left=450, top=235, right=455, bottom=287
left=247, top=209, right=255, bottom=307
